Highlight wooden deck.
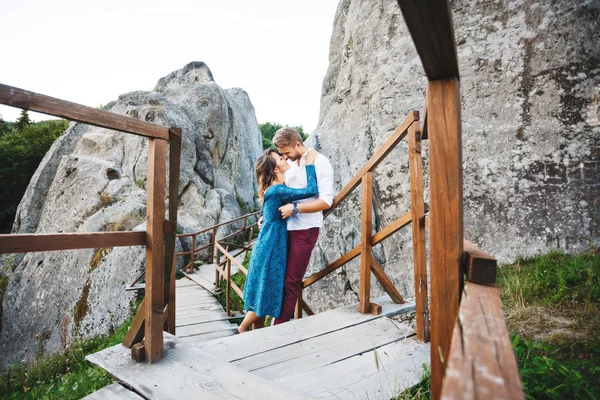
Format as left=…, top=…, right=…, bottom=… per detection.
left=174, top=276, right=239, bottom=345
left=87, top=293, right=429, bottom=399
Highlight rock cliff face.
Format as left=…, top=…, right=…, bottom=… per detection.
left=305, top=0, right=600, bottom=312
left=0, top=62, right=262, bottom=366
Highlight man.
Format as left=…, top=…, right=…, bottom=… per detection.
left=270, top=126, right=334, bottom=325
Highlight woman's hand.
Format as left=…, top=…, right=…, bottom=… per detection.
left=305, top=149, right=319, bottom=165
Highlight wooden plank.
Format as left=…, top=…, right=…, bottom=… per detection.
left=235, top=318, right=415, bottom=379
left=427, top=77, right=463, bottom=399
left=86, top=333, right=309, bottom=400
left=301, top=299, right=315, bottom=316
left=370, top=256, right=405, bottom=304
left=463, top=240, right=497, bottom=286
left=408, top=120, right=429, bottom=342
left=324, top=111, right=418, bottom=217
left=371, top=209, right=413, bottom=245
left=180, top=330, right=237, bottom=345
left=0, top=231, right=145, bottom=254
left=0, top=84, right=169, bottom=140
left=359, top=173, right=373, bottom=313
left=144, top=138, right=167, bottom=363
left=396, top=0, right=459, bottom=81
left=303, top=246, right=361, bottom=288
left=198, top=295, right=415, bottom=363
left=82, top=382, right=145, bottom=400
left=176, top=320, right=237, bottom=338
left=441, top=282, right=524, bottom=399
left=165, top=128, right=182, bottom=334
left=275, top=338, right=430, bottom=399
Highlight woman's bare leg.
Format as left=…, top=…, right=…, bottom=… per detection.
left=239, top=311, right=259, bottom=333
left=252, top=316, right=266, bottom=330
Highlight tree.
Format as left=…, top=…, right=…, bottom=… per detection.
left=0, top=116, right=11, bottom=138
left=259, top=122, right=308, bottom=150
left=13, top=110, right=31, bottom=131
left=0, top=119, right=68, bottom=232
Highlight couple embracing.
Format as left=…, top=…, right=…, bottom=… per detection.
left=238, top=127, right=334, bottom=332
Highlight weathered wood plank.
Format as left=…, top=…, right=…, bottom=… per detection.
left=0, top=232, right=145, bottom=254
left=236, top=318, right=415, bottom=379
left=176, top=320, right=237, bottom=338
left=86, top=333, right=308, bottom=399
left=463, top=240, right=497, bottom=286
left=276, top=338, right=430, bottom=400
left=441, top=282, right=524, bottom=399
left=427, top=77, right=463, bottom=399
left=0, top=84, right=170, bottom=140
left=359, top=172, right=374, bottom=313
left=396, top=0, right=459, bottom=81
left=122, top=297, right=146, bottom=348
left=82, top=382, right=144, bottom=400
left=408, top=120, right=429, bottom=342
left=144, top=138, right=167, bottom=363
left=198, top=295, right=415, bottom=362
left=324, top=111, right=418, bottom=217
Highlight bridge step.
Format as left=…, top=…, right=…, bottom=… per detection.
left=82, top=382, right=144, bottom=399
left=195, top=295, right=429, bottom=399
left=86, top=333, right=309, bottom=399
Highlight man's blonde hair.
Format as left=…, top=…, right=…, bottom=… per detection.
left=273, top=126, right=302, bottom=148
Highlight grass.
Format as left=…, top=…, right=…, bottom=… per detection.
left=0, top=304, right=140, bottom=400
left=498, top=249, right=600, bottom=399
left=393, top=249, right=600, bottom=399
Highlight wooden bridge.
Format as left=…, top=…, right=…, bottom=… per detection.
left=0, top=1, right=525, bottom=399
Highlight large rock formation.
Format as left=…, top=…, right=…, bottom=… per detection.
left=305, top=0, right=600, bottom=312
left=0, top=62, right=262, bottom=366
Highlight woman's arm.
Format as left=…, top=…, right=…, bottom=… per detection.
left=272, top=164, right=318, bottom=204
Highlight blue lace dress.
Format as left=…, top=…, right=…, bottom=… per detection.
left=243, top=164, right=318, bottom=318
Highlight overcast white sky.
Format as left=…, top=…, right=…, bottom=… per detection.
left=0, top=0, right=339, bottom=132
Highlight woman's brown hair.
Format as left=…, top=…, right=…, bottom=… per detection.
left=255, top=152, right=277, bottom=199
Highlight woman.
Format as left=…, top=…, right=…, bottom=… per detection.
left=238, top=148, right=319, bottom=332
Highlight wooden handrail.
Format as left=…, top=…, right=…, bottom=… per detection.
left=441, top=280, right=524, bottom=399
left=463, top=240, right=497, bottom=286
left=324, top=111, right=419, bottom=218
left=0, top=231, right=146, bottom=254
left=0, top=84, right=170, bottom=140
left=176, top=211, right=261, bottom=237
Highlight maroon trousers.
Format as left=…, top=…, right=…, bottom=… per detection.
left=274, top=227, right=320, bottom=325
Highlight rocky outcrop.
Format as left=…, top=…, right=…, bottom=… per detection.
left=305, top=0, right=600, bottom=312
left=0, top=62, right=262, bottom=367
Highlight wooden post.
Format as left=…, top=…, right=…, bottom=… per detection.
left=428, top=77, right=463, bottom=399
left=226, top=258, right=231, bottom=316
left=145, top=138, right=167, bottom=363
left=210, top=227, right=217, bottom=262
left=164, top=128, right=181, bottom=335
left=408, top=120, right=429, bottom=343
left=190, top=235, right=196, bottom=272
left=359, top=172, right=373, bottom=314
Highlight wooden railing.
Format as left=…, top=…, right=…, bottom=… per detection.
left=127, top=211, right=261, bottom=290
left=294, top=110, right=430, bottom=341
left=0, top=84, right=182, bottom=364
left=441, top=241, right=524, bottom=399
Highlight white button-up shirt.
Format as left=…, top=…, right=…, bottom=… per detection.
left=284, top=149, right=334, bottom=231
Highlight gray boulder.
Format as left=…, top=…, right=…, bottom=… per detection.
left=0, top=62, right=262, bottom=367
left=304, top=0, right=600, bottom=312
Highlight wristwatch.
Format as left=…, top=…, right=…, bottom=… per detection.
left=292, top=203, right=299, bottom=215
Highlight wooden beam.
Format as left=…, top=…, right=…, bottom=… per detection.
left=0, top=231, right=145, bottom=254
left=0, top=84, right=169, bottom=140
left=427, top=77, right=463, bottom=400
left=144, top=138, right=167, bottom=363
left=303, top=246, right=361, bottom=288
left=359, top=172, right=373, bottom=314
left=396, top=0, right=459, bottom=80
left=164, top=128, right=182, bottom=335
left=295, top=290, right=303, bottom=319
left=463, top=240, right=497, bottom=286
left=441, top=282, right=524, bottom=399
left=325, top=111, right=418, bottom=218
left=369, top=302, right=382, bottom=315
left=301, top=299, right=315, bottom=316
left=408, top=120, right=429, bottom=342
left=371, top=256, right=405, bottom=304
left=371, top=209, right=412, bottom=245
left=122, top=297, right=146, bottom=348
